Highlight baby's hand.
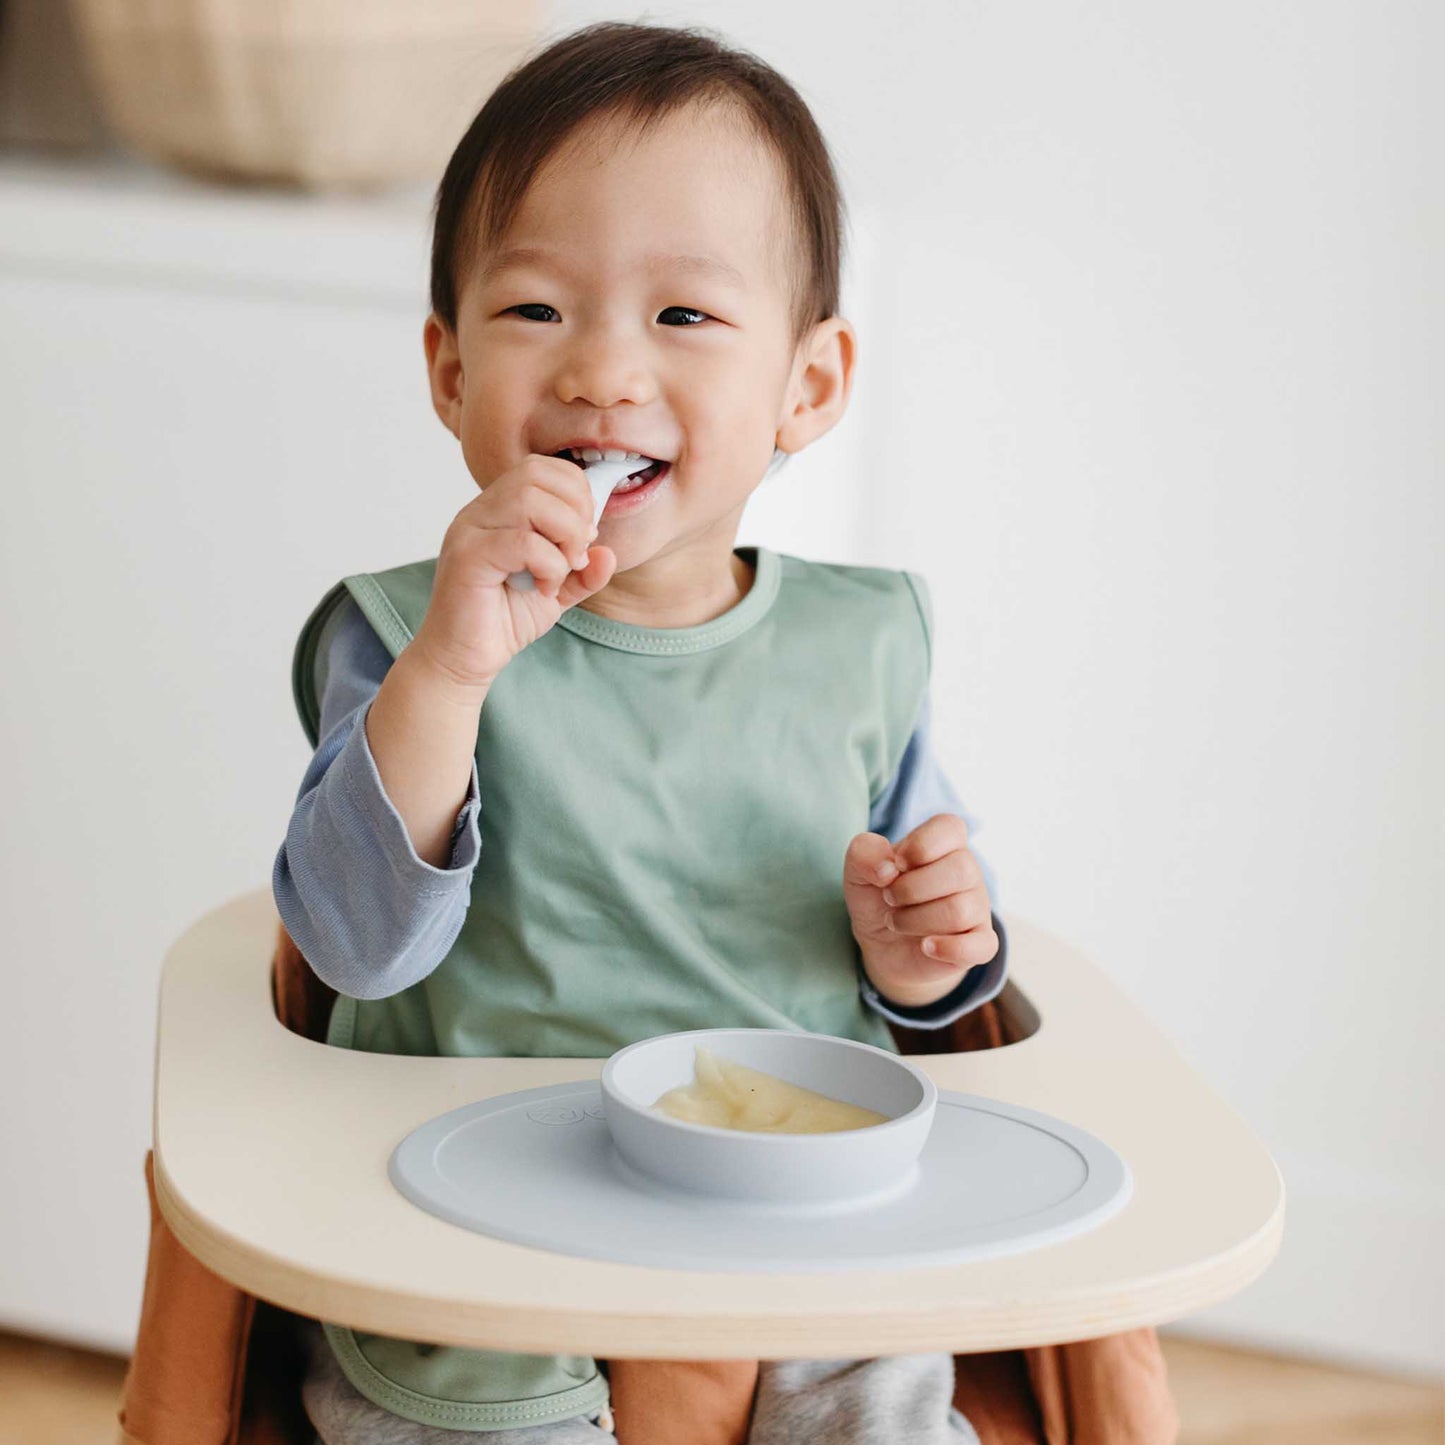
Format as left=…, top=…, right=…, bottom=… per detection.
left=410, top=455, right=617, bottom=691
left=843, top=814, right=998, bottom=1011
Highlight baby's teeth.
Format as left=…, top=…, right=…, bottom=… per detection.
left=570, top=446, right=649, bottom=464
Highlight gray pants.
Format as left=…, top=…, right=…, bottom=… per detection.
left=748, top=1356, right=980, bottom=1445
left=302, top=1324, right=979, bottom=1444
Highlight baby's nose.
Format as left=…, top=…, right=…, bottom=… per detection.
left=554, top=336, right=655, bottom=408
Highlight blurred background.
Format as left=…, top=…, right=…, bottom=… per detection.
left=0, top=1, right=1440, bottom=1441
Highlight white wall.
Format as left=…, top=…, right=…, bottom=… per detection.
left=1, top=0, right=1440, bottom=1379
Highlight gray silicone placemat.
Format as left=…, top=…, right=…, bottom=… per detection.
left=389, top=1082, right=1133, bottom=1273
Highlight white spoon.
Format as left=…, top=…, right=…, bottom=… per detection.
left=506, top=456, right=650, bottom=592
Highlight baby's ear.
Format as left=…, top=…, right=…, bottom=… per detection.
left=775, top=316, right=857, bottom=456
left=423, top=313, right=464, bottom=437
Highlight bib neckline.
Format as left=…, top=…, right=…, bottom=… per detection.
left=555, top=546, right=780, bottom=655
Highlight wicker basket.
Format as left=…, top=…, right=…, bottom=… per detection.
left=67, top=0, right=540, bottom=190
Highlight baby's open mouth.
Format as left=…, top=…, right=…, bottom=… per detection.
left=554, top=448, right=667, bottom=494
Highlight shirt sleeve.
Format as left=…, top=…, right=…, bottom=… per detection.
left=857, top=685, right=1008, bottom=1030
left=271, top=594, right=483, bottom=1000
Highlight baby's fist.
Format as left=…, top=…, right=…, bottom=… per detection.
left=843, top=814, right=997, bottom=1011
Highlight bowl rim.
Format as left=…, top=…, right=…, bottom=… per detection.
left=599, top=1026, right=938, bottom=1145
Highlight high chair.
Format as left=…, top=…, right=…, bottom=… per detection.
left=119, top=890, right=1283, bottom=1444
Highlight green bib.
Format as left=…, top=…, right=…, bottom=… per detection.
left=292, top=544, right=931, bottom=1431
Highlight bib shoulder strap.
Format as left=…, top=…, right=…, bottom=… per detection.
left=289, top=559, right=439, bottom=748
left=775, top=555, right=934, bottom=795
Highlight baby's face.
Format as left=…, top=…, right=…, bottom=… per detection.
left=434, top=102, right=845, bottom=582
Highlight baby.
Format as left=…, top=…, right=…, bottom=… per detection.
left=274, top=19, right=1006, bottom=1445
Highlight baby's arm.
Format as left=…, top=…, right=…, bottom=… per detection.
left=273, top=455, right=617, bottom=998
left=271, top=598, right=482, bottom=999
left=352, top=453, right=615, bottom=867
left=856, top=687, right=1008, bottom=1029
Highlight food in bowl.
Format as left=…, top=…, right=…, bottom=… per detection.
left=652, top=1046, right=890, bottom=1134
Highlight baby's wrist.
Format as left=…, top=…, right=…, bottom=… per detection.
left=860, top=951, right=967, bottom=1011
left=402, top=635, right=495, bottom=708
left=874, top=978, right=967, bottom=1012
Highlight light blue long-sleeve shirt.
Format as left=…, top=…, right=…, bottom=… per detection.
left=273, top=596, right=1007, bottom=1032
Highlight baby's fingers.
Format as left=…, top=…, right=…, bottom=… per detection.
left=893, top=812, right=969, bottom=870
left=501, top=527, right=580, bottom=597
left=886, top=885, right=991, bottom=941
left=462, top=486, right=595, bottom=575
left=554, top=545, right=617, bottom=610
left=915, top=924, right=1000, bottom=969
left=844, top=832, right=901, bottom=889
left=881, top=847, right=981, bottom=908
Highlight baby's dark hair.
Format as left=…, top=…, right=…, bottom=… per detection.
left=429, top=21, right=846, bottom=352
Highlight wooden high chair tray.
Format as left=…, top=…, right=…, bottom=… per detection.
left=152, top=890, right=1283, bottom=1359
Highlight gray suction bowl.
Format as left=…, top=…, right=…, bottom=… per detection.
left=599, top=1027, right=938, bottom=1207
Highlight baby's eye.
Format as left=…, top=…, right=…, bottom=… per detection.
left=658, top=307, right=709, bottom=326
left=507, top=303, right=559, bottom=322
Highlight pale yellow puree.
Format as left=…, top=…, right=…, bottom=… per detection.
left=651, top=1047, right=890, bottom=1134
